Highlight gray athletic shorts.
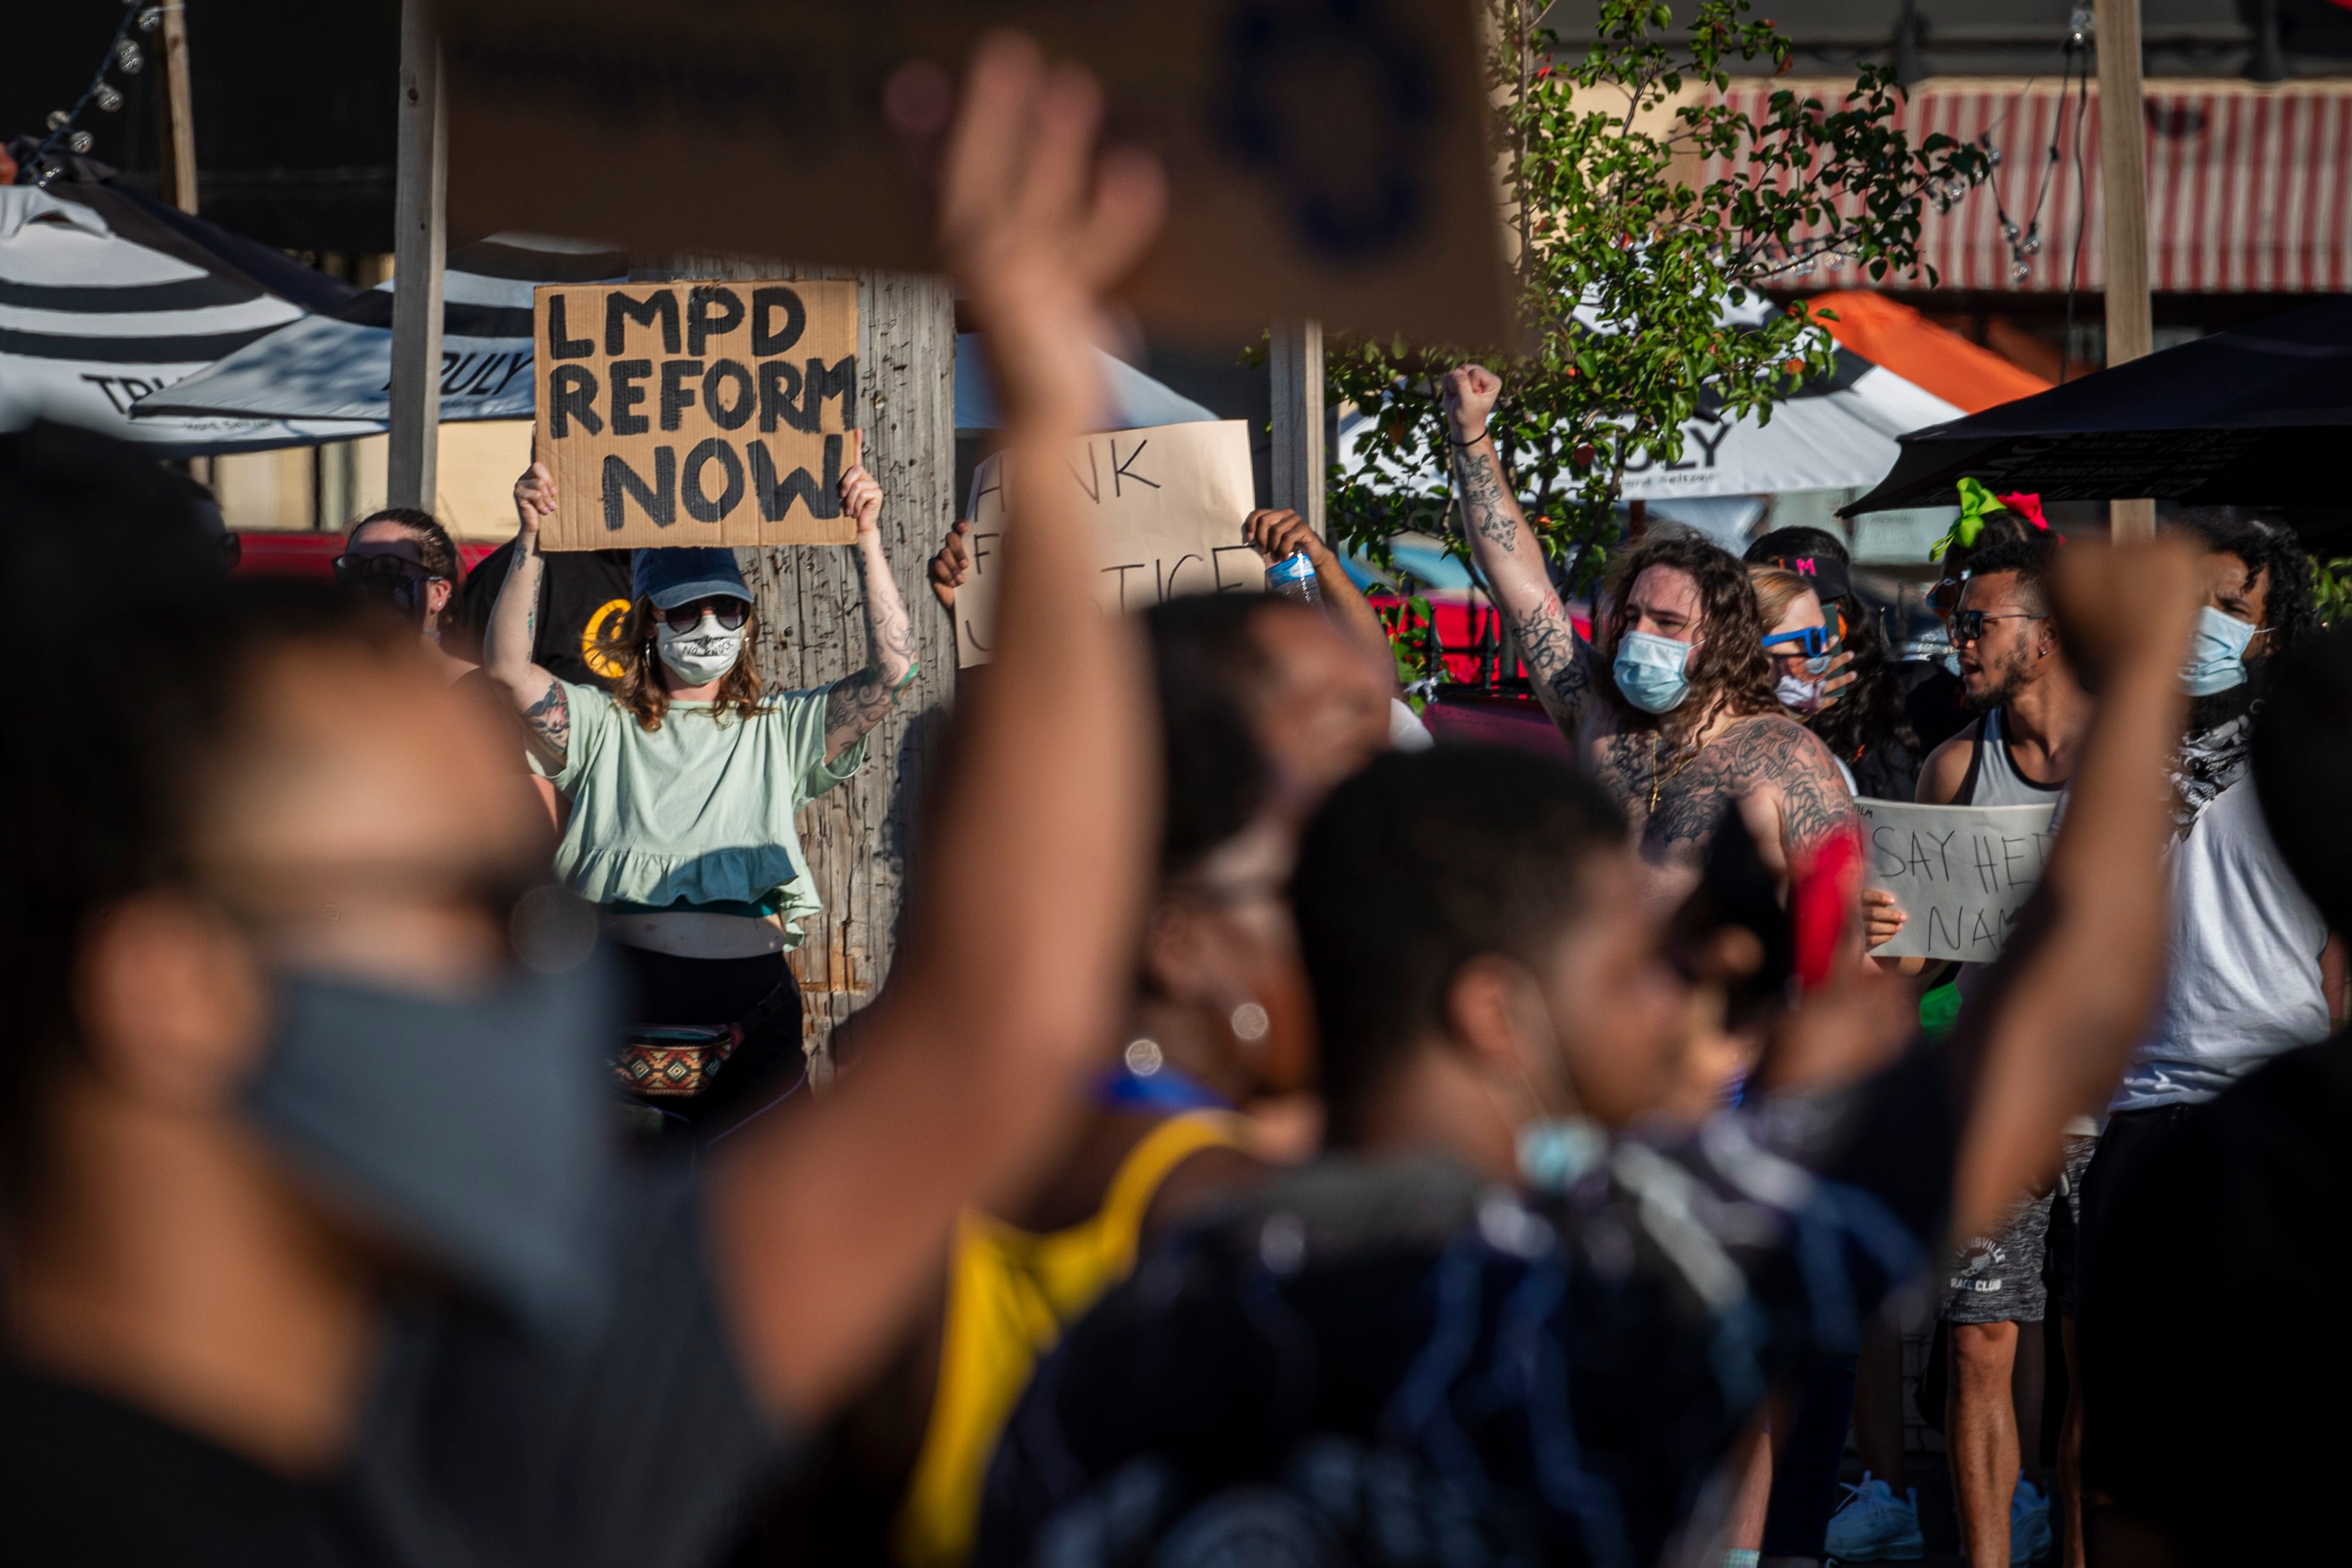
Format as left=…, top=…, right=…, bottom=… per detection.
left=1942, top=1183, right=2054, bottom=1325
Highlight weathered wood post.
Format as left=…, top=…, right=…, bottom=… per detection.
left=643, top=259, right=956, bottom=1066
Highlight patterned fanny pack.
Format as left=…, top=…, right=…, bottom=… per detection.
left=614, top=977, right=797, bottom=1098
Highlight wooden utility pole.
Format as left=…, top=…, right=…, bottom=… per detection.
left=156, top=2, right=198, bottom=213
left=1269, top=319, right=1326, bottom=536
left=387, top=0, right=447, bottom=513
left=644, top=259, right=956, bottom=1066
left=2095, top=0, right=2155, bottom=541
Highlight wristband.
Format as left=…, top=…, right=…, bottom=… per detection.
left=1448, top=427, right=1489, bottom=448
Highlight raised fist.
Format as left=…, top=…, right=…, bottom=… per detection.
left=1440, top=364, right=1502, bottom=443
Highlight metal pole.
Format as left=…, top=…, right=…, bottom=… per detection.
left=2095, top=0, right=2155, bottom=540
left=156, top=2, right=198, bottom=214
left=387, top=0, right=447, bottom=513
left=1268, top=319, right=1326, bottom=537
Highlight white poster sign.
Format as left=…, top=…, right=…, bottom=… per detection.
left=954, top=419, right=1262, bottom=668
left=1859, top=799, right=2060, bottom=962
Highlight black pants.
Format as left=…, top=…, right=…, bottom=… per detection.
left=1760, top=1348, right=1859, bottom=1559
left=619, top=944, right=804, bottom=1142
left=2075, top=1104, right=2199, bottom=1323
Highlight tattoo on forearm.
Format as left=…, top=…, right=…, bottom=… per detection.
left=1452, top=446, right=1521, bottom=552
left=824, top=540, right=916, bottom=755
left=523, top=678, right=570, bottom=760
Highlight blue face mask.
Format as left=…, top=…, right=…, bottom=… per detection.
left=1613, top=630, right=1694, bottom=714
left=243, top=951, right=623, bottom=1339
left=1516, top=1114, right=1609, bottom=1193
left=2180, top=605, right=2259, bottom=697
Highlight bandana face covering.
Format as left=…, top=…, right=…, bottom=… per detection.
left=654, top=610, right=745, bottom=686
left=1613, top=630, right=1693, bottom=714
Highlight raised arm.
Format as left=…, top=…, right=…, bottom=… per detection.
left=1242, top=507, right=1393, bottom=681
left=485, top=462, right=569, bottom=771
left=822, top=464, right=917, bottom=763
left=704, top=36, right=1166, bottom=1422
left=1943, top=540, right=2198, bottom=1239
left=1440, top=365, right=1596, bottom=734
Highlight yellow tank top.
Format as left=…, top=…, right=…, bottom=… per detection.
left=893, top=1111, right=1245, bottom=1568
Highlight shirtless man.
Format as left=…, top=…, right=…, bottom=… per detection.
left=1442, top=363, right=1855, bottom=905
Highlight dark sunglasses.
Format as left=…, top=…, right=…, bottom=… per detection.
left=1948, top=609, right=2045, bottom=644
left=660, top=597, right=750, bottom=634
left=332, top=552, right=435, bottom=586
left=1760, top=624, right=1836, bottom=659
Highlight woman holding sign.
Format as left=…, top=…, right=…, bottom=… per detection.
left=487, top=459, right=914, bottom=1137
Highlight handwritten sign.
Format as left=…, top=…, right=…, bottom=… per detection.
left=436, top=2, right=1511, bottom=352
left=956, top=420, right=1261, bottom=667
left=532, top=279, right=860, bottom=551
left=1859, top=800, right=2060, bottom=963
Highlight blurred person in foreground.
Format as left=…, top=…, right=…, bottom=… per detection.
left=2069, top=511, right=2332, bottom=1568
left=1444, top=365, right=1853, bottom=910
left=0, top=38, right=1167, bottom=1567
left=766, top=591, right=1368, bottom=1568
left=979, top=540, right=2201, bottom=1568
left=2079, top=614, right=2352, bottom=1564
left=335, top=505, right=475, bottom=684
left=1746, top=526, right=1923, bottom=800
left=487, top=464, right=905, bottom=1139
left=930, top=501, right=1425, bottom=791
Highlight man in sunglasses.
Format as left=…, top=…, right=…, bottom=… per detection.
left=1867, top=530, right=2087, bottom=1568
left=334, top=507, right=476, bottom=686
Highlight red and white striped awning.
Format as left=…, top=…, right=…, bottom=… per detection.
left=1706, top=79, right=2352, bottom=293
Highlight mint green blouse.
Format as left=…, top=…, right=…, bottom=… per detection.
left=534, top=679, right=866, bottom=946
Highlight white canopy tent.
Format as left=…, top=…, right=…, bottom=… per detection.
left=0, top=186, right=377, bottom=454
left=136, top=236, right=629, bottom=426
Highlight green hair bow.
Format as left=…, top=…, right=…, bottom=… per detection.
left=1930, top=477, right=2030, bottom=561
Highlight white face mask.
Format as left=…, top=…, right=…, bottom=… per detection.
left=1775, top=671, right=1827, bottom=714
left=653, top=609, right=744, bottom=686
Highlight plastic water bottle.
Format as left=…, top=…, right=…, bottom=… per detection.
left=1266, top=548, right=1322, bottom=606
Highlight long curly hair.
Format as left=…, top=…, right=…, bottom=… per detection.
left=1594, top=530, right=1779, bottom=729
left=2171, top=509, right=2318, bottom=664
left=593, top=594, right=766, bottom=732
left=1746, top=526, right=1917, bottom=769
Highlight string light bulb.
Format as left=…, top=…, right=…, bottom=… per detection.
left=115, top=39, right=143, bottom=73
left=93, top=84, right=123, bottom=112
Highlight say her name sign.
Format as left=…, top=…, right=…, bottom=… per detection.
left=532, top=279, right=861, bottom=551
left=955, top=420, right=1261, bottom=667
left=1859, top=800, right=2061, bottom=962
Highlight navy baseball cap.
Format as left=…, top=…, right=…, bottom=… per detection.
left=632, top=547, right=751, bottom=611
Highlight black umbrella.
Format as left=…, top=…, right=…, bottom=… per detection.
left=1841, top=297, right=2352, bottom=516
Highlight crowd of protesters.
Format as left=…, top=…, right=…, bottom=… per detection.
left=0, top=35, right=2342, bottom=1568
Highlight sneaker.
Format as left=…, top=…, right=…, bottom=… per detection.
left=2009, top=1477, right=2052, bottom=1564
left=1823, top=1472, right=1925, bottom=1562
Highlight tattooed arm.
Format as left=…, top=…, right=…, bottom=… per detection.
left=821, top=464, right=917, bottom=764
left=1439, top=364, right=1596, bottom=736
left=487, top=462, right=570, bottom=772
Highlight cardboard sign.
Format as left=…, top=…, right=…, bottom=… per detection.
left=956, top=420, right=1260, bottom=667
left=1859, top=800, right=2061, bottom=963
left=531, top=279, right=861, bottom=551
left=436, top=2, right=1511, bottom=353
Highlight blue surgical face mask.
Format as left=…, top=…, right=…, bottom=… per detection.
left=1516, top=1114, right=1609, bottom=1193
left=1613, top=630, right=1693, bottom=713
left=2179, top=605, right=2258, bottom=697
left=243, top=950, right=623, bottom=1339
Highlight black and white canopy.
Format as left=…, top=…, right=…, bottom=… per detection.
left=138, top=236, right=628, bottom=426
left=0, top=183, right=377, bottom=454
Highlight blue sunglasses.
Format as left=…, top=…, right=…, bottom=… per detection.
left=1760, top=624, right=1835, bottom=660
